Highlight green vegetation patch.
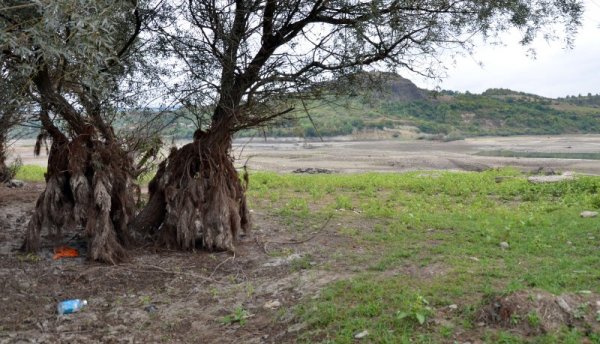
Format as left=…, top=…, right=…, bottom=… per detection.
left=247, top=170, right=600, bottom=343
left=15, top=165, right=46, bottom=182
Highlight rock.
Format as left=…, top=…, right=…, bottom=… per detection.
left=557, top=297, right=572, bottom=314
left=499, top=242, right=510, bottom=250
left=354, top=330, right=369, bottom=339
left=448, top=304, right=458, bottom=310
left=528, top=173, right=575, bottom=184
left=144, top=304, right=158, bottom=313
left=287, top=322, right=307, bottom=333
left=263, top=253, right=303, bottom=267
left=580, top=211, right=598, bottom=218
left=263, top=300, right=281, bottom=310
left=292, top=168, right=334, bottom=174
left=6, top=179, right=25, bottom=188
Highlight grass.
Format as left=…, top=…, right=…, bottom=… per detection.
left=15, top=165, right=46, bottom=182
left=13, top=165, right=157, bottom=184
left=246, top=169, right=600, bottom=343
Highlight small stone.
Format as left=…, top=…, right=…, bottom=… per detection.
left=354, top=330, right=369, bottom=339
left=263, top=300, right=281, bottom=310
left=144, top=304, right=158, bottom=313
left=580, top=211, right=598, bottom=218
left=448, top=304, right=458, bottom=310
left=557, top=297, right=572, bottom=314
left=6, top=179, right=24, bottom=188
left=287, top=322, right=307, bottom=333
left=499, top=242, right=510, bottom=250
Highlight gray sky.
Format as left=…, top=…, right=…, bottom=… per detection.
left=410, top=0, right=600, bottom=98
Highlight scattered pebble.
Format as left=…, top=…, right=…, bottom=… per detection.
left=499, top=242, right=510, bottom=250
left=528, top=173, right=574, bottom=184
left=144, top=304, right=158, bottom=313
left=287, top=322, right=307, bottom=333
left=6, top=179, right=25, bottom=188
left=262, top=253, right=303, bottom=267
left=354, top=330, right=369, bottom=339
left=580, top=211, right=598, bottom=218
left=557, top=297, right=572, bottom=314
left=263, top=300, right=281, bottom=310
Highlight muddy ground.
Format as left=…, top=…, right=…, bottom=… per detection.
left=2, top=135, right=600, bottom=343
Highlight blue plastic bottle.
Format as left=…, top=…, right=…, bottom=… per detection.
left=57, top=299, right=87, bottom=315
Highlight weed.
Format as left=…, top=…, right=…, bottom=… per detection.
left=290, top=255, right=314, bottom=271
left=139, top=295, right=152, bottom=306
left=222, top=306, right=251, bottom=326
left=527, top=311, right=541, bottom=328
left=17, top=253, right=40, bottom=263
left=396, top=295, right=433, bottom=325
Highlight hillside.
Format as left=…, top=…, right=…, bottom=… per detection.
left=225, top=75, right=600, bottom=140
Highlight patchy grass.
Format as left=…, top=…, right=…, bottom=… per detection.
left=15, top=165, right=46, bottom=182
left=13, top=165, right=158, bottom=185
left=247, top=169, right=600, bottom=343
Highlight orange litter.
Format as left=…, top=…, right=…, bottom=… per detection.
left=53, top=246, right=80, bottom=260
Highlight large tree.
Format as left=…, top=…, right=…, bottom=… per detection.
left=134, top=0, right=582, bottom=251
left=1, top=0, right=154, bottom=263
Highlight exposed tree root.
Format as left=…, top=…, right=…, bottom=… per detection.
left=131, top=133, right=250, bottom=252
left=23, top=135, right=137, bottom=264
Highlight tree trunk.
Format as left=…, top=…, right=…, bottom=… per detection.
left=130, top=129, right=250, bottom=252
left=22, top=133, right=138, bottom=264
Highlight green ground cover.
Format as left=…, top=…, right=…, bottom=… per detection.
left=15, top=165, right=46, bottom=182
left=248, top=170, right=600, bottom=343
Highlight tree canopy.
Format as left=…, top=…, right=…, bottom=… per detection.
left=159, top=0, right=582, bottom=132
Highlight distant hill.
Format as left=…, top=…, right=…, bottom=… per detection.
left=150, top=72, right=600, bottom=140
left=224, top=73, right=600, bottom=140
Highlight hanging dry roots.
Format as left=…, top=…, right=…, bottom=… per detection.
left=130, top=137, right=250, bottom=252
left=0, top=138, right=9, bottom=183
left=22, top=135, right=137, bottom=264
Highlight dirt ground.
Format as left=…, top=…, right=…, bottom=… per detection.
left=229, top=135, right=600, bottom=175
left=0, top=183, right=360, bottom=343
left=9, top=135, right=600, bottom=174
left=2, top=135, right=600, bottom=343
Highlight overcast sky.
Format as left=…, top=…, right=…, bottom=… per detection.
left=408, top=0, right=600, bottom=98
